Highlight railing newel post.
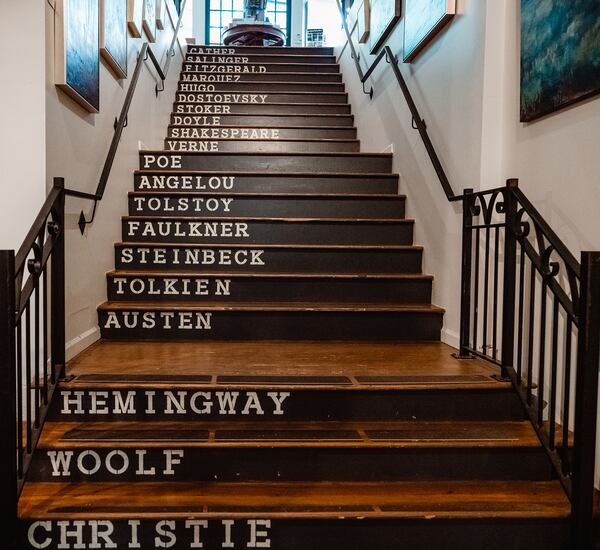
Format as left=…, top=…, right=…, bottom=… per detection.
left=500, top=179, right=519, bottom=379
left=571, top=250, right=600, bottom=549
left=0, top=248, right=17, bottom=549
left=456, top=188, right=474, bottom=359
left=50, top=177, right=66, bottom=383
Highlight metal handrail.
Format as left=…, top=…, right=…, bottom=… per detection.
left=336, top=0, right=457, bottom=202
left=72, top=0, right=188, bottom=234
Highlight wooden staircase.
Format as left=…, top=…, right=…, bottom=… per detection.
left=18, top=46, right=571, bottom=549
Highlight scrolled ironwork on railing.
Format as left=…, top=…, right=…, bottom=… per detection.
left=458, top=180, right=600, bottom=549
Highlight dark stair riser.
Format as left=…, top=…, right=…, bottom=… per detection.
left=187, top=45, right=335, bottom=54
left=167, top=126, right=358, bottom=139
left=186, top=54, right=337, bottom=64
left=107, top=274, right=430, bottom=303
left=133, top=174, right=398, bottom=195
left=178, top=82, right=346, bottom=92
left=98, top=309, right=442, bottom=341
left=139, top=153, right=392, bottom=173
left=121, top=219, right=414, bottom=245
left=30, top=447, right=553, bottom=482
left=19, top=517, right=570, bottom=550
left=51, top=387, right=526, bottom=422
left=174, top=92, right=348, bottom=104
left=114, top=245, right=423, bottom=274
left=127, top=195, right=405, bottom=219
left=170, top=114, right=354, bottom=127
left=173, top=103, right=351, bottom=115
left=163, top=139, right=361, bottom=154
left=181, top=63, right=340, bottom=74
left=179, top=72, right=343, bottom=82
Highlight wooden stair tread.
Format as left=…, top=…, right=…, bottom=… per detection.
left=140, top=151, right=391, bottom=158
left=165, top=137, right=360, bottom=143
left=123, top=216, right=413, bottom=223
left=168, top=125, right=357, bottom=130
left=19, top=480, right=570, bottom=519
left=134, top=170, right=397, bottom=177
left=64, top=341, right=504, bottom=381
left=98, top=302, right=445, bottom=313
left=115, top=242, right=423, bottom=250
left=107, top=270, right=431, bottom=279
left=38, top=420, right=542, bottom=449
left=127, top=192, right=405, bottom=199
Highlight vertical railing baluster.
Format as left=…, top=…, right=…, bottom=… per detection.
left=42, top=267, right=48, bottom=405
left=0, top=250, right=18, bottom=550
left=482, top=224, right=491, bottom=355
left=526, top=265, right=537, bottom=405
left=50, top=178, right=66, bottom=383
left=537, top=281, right=548, bottom=427
left=516, top=244, right=526, bottom=384
left=473, top=227, right=481, bottom=353
left=34, top=272, right=40, bottom=428
left=561, top=318, right=573, bottom=474
left=548, top=297, right=559, bottom=450
left=501, top=180, right=518, bottom=378
left=16, top=322, right=23, bottom=478
left=492, top=226, right=499, bottom=361
left=458, top=189, right=474, bottom=358
left=25, top=304, right=32, bottom=454
left=571, top=251, right=600, bottom=550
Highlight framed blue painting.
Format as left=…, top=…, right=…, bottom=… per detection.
left=521, top=0, right=600, bottom=122
left=403, top=0, right=455, bottom=62
left=101, top=0, right=128, bottom=79
left=55, top=0, right=100, bottom=113
left=368, top=0, right=401, bottom=54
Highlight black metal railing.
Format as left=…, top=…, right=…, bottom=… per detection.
left=458, top=180, right=600, bottom=548
left=339, top=5, right=600, bottom=547
left=75, top=0, right=188, bottom=233
left=0, top=178, right=66, bottom=547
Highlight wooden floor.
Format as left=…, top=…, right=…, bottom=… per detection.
left=19, top=480, right=570, bottom=520
left=65, top=340, right=506, bottom=389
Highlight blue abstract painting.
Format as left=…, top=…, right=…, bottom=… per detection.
left=57, top=0, right=100, bottom=112
left=521, top=0, right=600, bottom=122
left=101, top=0, right=128, bottom=79
left=403, top=0, right=455, bottom=62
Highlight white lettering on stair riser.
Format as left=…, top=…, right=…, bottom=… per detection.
left=137, top=175, right=235, bottom=191
left=170, top=128, right=280, bottom=140
left=186, top=55, right=250, bottom=63
left=142, top=155, right=182, bottom=169
left=171, top=115, right=222, bottom=125
left=176, top=93, right=268, bottom=104
left=175, top=104, right=232, bottom=114
left=46, top=449, right=185, bottom=478
left=119, top=247, right=265, bottom=267
left=59, top=390, right=290, bottom=416
left=180, top=83, right=218, bottom=92
left=167, top=141, right=220, bottom=152
left=176, top=105, right=237, bottom=116
left=188, top=47, right=237, bottom=54
left=27, top=519, right=272, bottom=549
left=131, top=197, right=234, bottom=214
left=126, top=221, right=249, bottom=239
left=103, top=311, right=213, bottom=331
left=181, top=74, right=242, bottom=82
left=183, top=64, right=268, bottom=73
left=112, top=277, right=233, bottom=297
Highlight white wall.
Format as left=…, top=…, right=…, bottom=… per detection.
left=44, top=0, right=187, bottom=358
left=338, top=0, right=488, bottom=346
left=0, top=2, right=47, bottom=251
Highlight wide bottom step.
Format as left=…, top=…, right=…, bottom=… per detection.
left=20, top=481, right=570, bottom=549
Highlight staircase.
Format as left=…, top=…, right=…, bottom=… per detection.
left=18, top=46, right=571, bottom=549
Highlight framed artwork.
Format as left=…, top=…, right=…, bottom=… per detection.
left=521, top=0, right=600, bottom=122
left=127, top=0, right=143, bottom=37
left=143, top=0, right=157, bottom=42
left=403, top=0, right=456, bottom=62
left=347, top=0, right=370, bottom=44
left=156, top=0, right=165, bottom=30
left=368, top=0, right=401, bottom=54
left=55, top=0, right=100, bottom=113
left=101, top=0, right=128, bottom=79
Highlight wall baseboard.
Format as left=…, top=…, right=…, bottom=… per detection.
left=66, top=326, right=100, bottom=361
left=441, top=327, right=459, bottom=350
